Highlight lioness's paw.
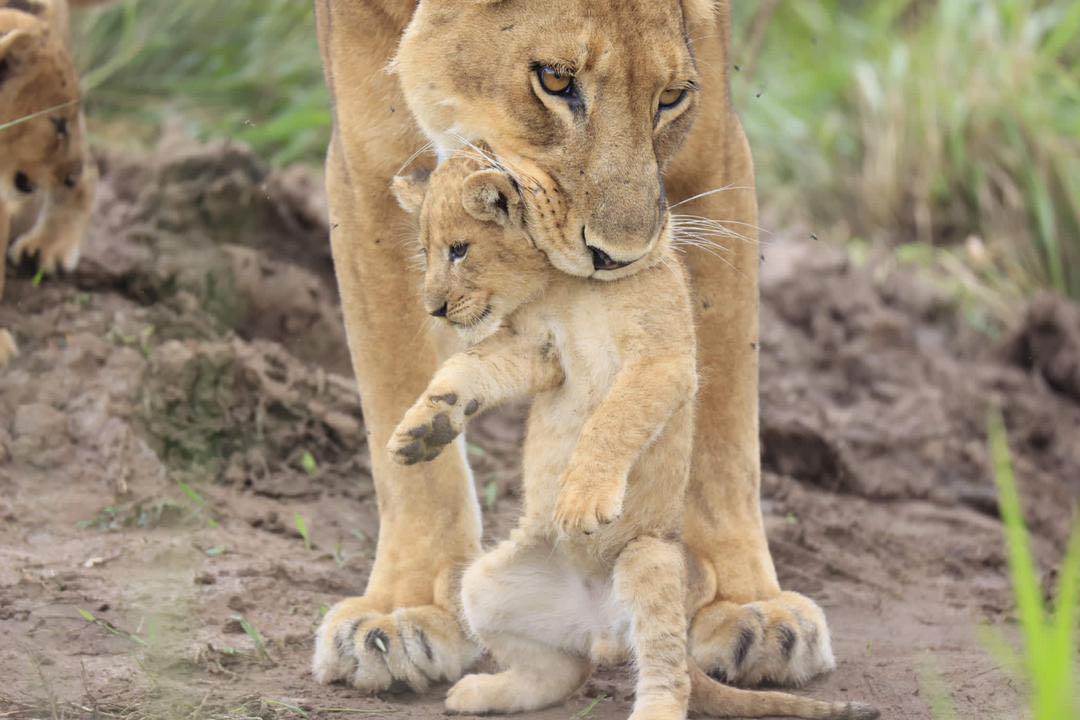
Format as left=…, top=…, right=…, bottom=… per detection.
left=313, top=597, right=480, bottom=693
left=553, top=471, right=625, bottom=534
left=690, top=591, right=835, bottom=688
left=388, top=393, right=466, bottom=465
left=0, top=330, right=17, bottom=369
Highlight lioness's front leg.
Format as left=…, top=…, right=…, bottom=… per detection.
left=555, top=355, right=696, bottom=535
left=669, top=22, right=834, bottom=682
left=388, top=328, right=562, bottom=466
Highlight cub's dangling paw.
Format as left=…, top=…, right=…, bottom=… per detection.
left=553, top=466, right=625, bottom=535
left=387, top=390, right=470, bottom=465
left=312, top=597, right=480, bottom=693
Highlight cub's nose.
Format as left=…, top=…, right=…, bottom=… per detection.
left=430, top=302, right=448, bottom=318
left=588, top=245, right=633, bottom=272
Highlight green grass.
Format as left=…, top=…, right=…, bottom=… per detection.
left=72, top=0, right=328, bottom=166
left=733, top=0, right=1080, bottom=302
left=983, top=410, right=1080, bottom=719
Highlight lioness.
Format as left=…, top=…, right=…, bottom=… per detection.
left=383, top=155, right=876, bottom=720
left=1, top=0, right=102, bottom=368
left=313, top=0, right=834, bottom=691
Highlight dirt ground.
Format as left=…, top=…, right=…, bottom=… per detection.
left=2, top=138, right=1079, bottom=720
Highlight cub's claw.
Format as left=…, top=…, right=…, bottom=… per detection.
left=312, top=597, right=480, bottom=693
left=553, top=469, right=625, bottom=535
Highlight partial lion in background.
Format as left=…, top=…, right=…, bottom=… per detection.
left=0, top=0, right=106, bottom=367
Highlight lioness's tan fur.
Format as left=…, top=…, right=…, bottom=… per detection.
left=0, top=0, right=102, bottom=368
left=313, top=0, right=834, bottom=692
left=383, top=155, right=875, bottom=720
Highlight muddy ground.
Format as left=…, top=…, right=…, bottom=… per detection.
left=2, top=138, right=1079, bottom=720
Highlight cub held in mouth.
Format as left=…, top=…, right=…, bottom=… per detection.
left=385, top=155, right=877, bottom=720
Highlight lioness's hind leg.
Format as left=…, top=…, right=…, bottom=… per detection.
left=689, top=591, right=835, bottom=688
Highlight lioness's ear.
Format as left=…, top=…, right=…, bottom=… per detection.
left=391, top=169, right=431, bottom=215
left=462, top=170, right=521, bottom=227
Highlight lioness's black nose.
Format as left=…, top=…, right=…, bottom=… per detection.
left=430, top=303, right=448, bottom=318
left=589, top=245, right=632, bottom=272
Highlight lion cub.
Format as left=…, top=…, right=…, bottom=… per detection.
left=1, top=0, right=100, bottom=368
left=387, top=156, right=877, bottom=720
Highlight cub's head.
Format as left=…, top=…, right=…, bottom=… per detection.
left=394, top=0, right=715, bottom=278
left=392, top=156, right=551, bottom=344
left=0, top=15, right=86, bottom=190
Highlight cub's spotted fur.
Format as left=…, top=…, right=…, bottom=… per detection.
left=386, top=155, right=877, bottom=720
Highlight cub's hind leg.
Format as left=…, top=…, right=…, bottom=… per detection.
left=447, top=539, right=592, bottom=715
left=613, top=537, right=690, bottom=720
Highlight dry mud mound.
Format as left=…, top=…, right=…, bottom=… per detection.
left=2, top=140, right=1079, bottom=719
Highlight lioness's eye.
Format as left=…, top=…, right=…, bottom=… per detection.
left=659, top=88, right=687, bottom=109
left=449, top=243, right=470, bottom=262
left=537, top=66, right=574, bottom=96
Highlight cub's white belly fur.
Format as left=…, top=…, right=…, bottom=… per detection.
left=460, top=537, right=634, bottom=663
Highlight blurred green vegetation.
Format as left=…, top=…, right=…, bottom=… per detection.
left=73, top=0, right=1080, bottom=303
left=73, top=0, right=329, bottom=166
left=731, top=0, right=1080, bottom=305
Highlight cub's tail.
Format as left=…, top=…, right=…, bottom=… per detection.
left=689, top=662, right=879, bottom=720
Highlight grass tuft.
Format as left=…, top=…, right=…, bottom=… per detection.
left=985, top=409, right=1079, bottom=719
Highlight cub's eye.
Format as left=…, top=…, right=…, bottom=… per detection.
left=537, top=66, right=574, bottom=96
left=449, top=243, right=470, bottom=262
left=659, top=88, right=687, bottom=109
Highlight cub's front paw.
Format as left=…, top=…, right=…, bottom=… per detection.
left=387, top=391, right=468, bottom=465
left=553, top=468, right=625, bottom=535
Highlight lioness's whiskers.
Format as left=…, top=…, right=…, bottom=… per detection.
left=668, top=185, right=755, bottom=210
left=395, top=140, right=437, bottom=176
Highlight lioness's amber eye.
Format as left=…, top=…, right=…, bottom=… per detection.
left=659, top=88, right=687, bottom=109
left=537, top=66, right=573, bottom=95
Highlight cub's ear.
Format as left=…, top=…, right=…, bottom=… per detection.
left=391, top=169, right=431, bottom=215
left=0, top=29, right=36, bottom=75
left=462, top=170, right=521, bottom=228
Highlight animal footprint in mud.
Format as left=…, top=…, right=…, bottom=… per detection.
left=553, top=468, right=625, bottom=534
left=388, top=391, right=467, bottom=465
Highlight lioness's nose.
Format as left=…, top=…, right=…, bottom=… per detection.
left=589, top=245, right=634, bottom=272
left=584, top=227, right=647, bottom=271
left=430, top=302, right=448, bottom=318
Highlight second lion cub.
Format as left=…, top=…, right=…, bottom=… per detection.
left=387, top=155, right=876, bottom=720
